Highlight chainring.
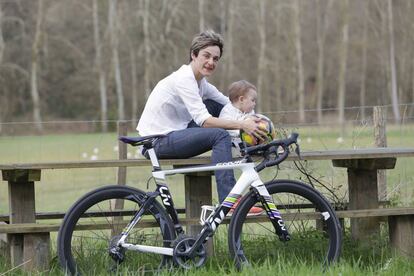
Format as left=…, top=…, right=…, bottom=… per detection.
left=172, top=236, right=207, bottom=269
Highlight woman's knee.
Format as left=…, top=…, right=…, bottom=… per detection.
left=211, top=128, right=232, bottom=146
left=213, top=128, right=230, bottom=139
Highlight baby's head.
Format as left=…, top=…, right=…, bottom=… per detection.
left=228, top=80, right=257, bottom=113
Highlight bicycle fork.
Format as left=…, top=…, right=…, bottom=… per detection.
left=253, top=184, right=291, bottom=241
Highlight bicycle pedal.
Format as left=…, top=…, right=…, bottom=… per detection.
left=199, top=205, right=216, bottom=225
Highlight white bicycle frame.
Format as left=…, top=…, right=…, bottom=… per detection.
left=118, top=148, right=278, bottom=256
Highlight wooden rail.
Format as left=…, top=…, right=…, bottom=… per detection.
left=2, top=147, right=414, bottom=171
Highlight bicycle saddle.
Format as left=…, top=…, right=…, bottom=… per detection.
left=119, top=134, right=166, bottom=147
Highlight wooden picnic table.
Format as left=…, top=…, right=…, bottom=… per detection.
left=2, top=147, right=414, bottom=270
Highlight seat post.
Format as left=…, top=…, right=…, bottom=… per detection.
left=146, top=148, right=162, bottom=170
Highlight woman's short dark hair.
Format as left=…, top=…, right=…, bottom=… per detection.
left=189, top=30, right=224, bottom=62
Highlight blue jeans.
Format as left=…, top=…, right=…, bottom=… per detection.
left=154, top=128, right=235, bottom=203
left=153, top=99, right=235, bottom=203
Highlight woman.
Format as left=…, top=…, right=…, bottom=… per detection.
left=137, top=30, right=264, bottom=208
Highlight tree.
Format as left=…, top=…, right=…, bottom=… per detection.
left=315, top=0, right=332, bottom=124
left=92, top=0, right=108, bottom=131
left=359, top=0, right=368, bottom=120
left=30, top=0, right=45, bottom=132
left=293, top=0, right=305, bottom=123
left=337, top=0, right=349, bottom=134
left=142, top=0, right=151, bottom=100
left=256, top=0, right=267, bottom=113
left=198, top=0, right=204, bottom=32
left=0, top=4, right=4, bottom=133
left=387, top=0, right=400, bottom=123
left=108, top=0, right=125, bottom=120
left=272, top=2, right=282, bottom=113
left=225, top=0, right=235, bottom=86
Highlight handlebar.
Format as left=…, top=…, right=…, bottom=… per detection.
left=242, top=133, right=300, bottom=172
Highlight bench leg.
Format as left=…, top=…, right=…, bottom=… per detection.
left=348, top=168, right=380, bottom=239
left=8, top=234, right=24, bottom=267
left=7, top=233, right=50, bottom=271
left=0, top=236, right=9, bottom=262
left=23, top=233, right=50, bottom=271
left=184, top=173, right=214, bottom=256
left=389, top=215, right=414, bottom=258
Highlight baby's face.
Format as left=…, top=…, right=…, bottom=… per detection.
left=239, top=89, right=257, bottom=113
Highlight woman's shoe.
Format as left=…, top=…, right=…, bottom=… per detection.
left=228, top=198, right=264, bottom=216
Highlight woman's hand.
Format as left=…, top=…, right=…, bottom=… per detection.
left=241, top=117, right=267, bottom=141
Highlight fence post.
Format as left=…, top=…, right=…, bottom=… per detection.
left=113, top=121, right=128, bottom=234
left=373, top=106, right=387, bottom=202
left=117, top=120, right=128, bottom=186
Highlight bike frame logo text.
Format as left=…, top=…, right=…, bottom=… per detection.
left=159, top=186, right=171, bottom=206
left=216, top=160, right=244, bottom=166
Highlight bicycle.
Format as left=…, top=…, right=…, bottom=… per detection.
left=57, top=133, right=342, bottom=274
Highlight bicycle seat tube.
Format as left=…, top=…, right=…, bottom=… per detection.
left=147, top=147, right=185, bottom=235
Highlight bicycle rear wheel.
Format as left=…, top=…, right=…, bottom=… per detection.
left=228, top=180, right=342, bottom=270
left=58, top=185, right=175, bottom=275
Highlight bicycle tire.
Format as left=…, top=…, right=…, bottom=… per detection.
left=58, top=185, right=176, bottom=275
left=228, top=179, right=342, bottom=270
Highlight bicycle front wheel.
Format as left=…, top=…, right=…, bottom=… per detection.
left=228, top=180, right=342, bottom=270
left=58, top=185, right=175, bottom=275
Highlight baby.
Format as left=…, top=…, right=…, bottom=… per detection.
left=219, top=80, right=258, bottom=156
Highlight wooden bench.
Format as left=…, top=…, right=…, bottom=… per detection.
left=2, top=147, right=414, bottom=271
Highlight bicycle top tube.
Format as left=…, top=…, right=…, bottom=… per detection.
left=152, top=158, right=256, bottom=180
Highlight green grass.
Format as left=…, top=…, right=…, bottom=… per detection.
left=1, top=229, right=414, bottom=275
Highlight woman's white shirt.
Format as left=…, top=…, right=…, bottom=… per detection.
left=137, top=64, right=229, bottom=136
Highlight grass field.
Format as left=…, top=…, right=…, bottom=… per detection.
left=1, top=124, right=414, bottom=274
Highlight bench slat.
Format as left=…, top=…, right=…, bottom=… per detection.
left=2, top=148, right=414, bottom=171
left=2, top=208, right=414, bottom=234
left=336, top=207, right=414, bottom=218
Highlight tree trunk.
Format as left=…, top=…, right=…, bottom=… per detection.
left=293, top=0, right=305, bottom=123
left=130, top=43, right=138, bottom=128
left=274, top=2, right=281, bottom=112
left=219, top=0, right=227, bottom=90
left=93, top=0, right=108, bottom=132
left=337, top=0, right=349, bottom=135
left=225, top=0, right=235, bottom=85
left=359, top=1, right=368, bottom=121
left=387, top=0, right=400, bottom=123
left=109, top=0, right=125, bottom=120
left=411, top=2, right=414, bottom=117
left=198, top=0, right=204, bottom=32
left=0, top=5, right=4, bottom=133
left=316, top=0, right=332, bottom=125
left=143, top=0, right=151, bottom=99
left=257, top=0, right=267, bottom=113
left=30, top=0, right=45, bottom=132
left=220, top=0, right=226, bottom=35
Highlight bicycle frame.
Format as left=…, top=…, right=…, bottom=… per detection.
left=116, top=148, right=289, bottom=256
